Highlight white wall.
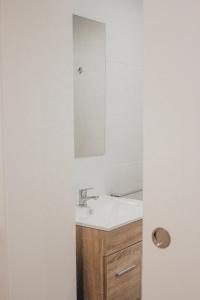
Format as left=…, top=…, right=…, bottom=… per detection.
left=74, top=0, right=143, bottom=199
left=0, top=1, right=76, bottom=299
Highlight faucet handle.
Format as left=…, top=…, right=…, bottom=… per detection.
left=79, top=187, right=94, bottom=198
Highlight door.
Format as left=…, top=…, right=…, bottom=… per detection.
left=143, top=1, right=200, bottom=300
left=0, top=0, right=76, bottom=299
left=0, top=82, right=8, bottom=300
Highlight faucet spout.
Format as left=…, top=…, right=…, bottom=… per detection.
left=78, top=188, right=99, bottom=207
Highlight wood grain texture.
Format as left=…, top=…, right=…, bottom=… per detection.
left=76, top=226, right=84, bottom=300
left=76, top=220, right=143, bottom=300
left=104, top=242, right=142, bottom=300
left=105, top=220, right=143, bottom=256
left=76, top=226, right=105, bottom=300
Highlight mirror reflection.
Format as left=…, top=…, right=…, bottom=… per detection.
left=73, top=15, right=106, bottom=158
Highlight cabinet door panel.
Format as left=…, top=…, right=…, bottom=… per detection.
left=105, top=220, right=143, bottom=256
left=104, top=243, right=142, bottom=300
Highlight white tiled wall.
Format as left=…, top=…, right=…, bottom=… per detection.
left=74, top=0, right=143, bottom=198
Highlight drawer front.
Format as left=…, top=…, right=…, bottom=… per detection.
left=104, top=242, right=142, bottom=300
left=105, top=220, right=143, bottom=256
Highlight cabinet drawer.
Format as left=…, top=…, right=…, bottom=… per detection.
left=104, top=242, right=142, bottom=300
left=104, top=220, right=143, bottom=256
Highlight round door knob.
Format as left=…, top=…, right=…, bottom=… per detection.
left=152, top=228, right=171, bottom=249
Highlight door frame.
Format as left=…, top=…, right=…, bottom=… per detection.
left=0, top=66, right=9, bottom=300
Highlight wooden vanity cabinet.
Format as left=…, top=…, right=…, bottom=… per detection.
left=105, top=242, right=142, bottom=300
left=76, top=220, right=143, bottom=300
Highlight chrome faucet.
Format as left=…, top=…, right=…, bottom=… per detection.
left=79, top=188, right=99, bottom=207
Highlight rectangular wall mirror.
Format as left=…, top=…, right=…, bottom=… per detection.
left=73, top=15, right=106, bottom=158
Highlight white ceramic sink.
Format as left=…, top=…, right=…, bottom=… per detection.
left=76, top=195, right=143, bottom=231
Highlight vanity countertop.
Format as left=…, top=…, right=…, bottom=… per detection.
left=76, top=195, right=143, bottom=231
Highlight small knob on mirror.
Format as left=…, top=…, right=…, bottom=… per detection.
left=78, top=66, right=83, bottom=74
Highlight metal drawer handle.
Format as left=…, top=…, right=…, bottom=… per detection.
left=116, top=265, right=136, bottom=278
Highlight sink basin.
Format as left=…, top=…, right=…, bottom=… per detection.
left=76, top=195, right=143, bottom=231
